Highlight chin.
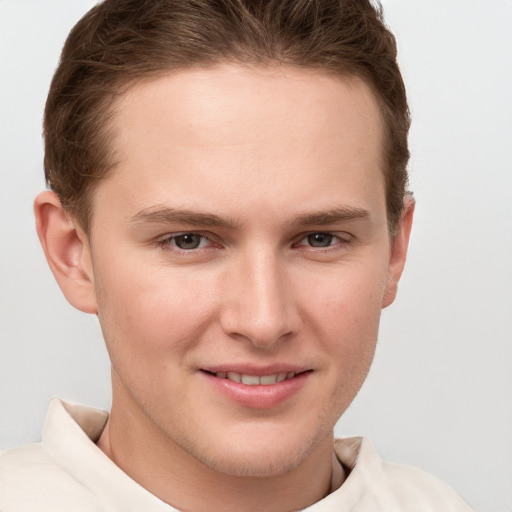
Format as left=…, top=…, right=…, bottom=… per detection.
left=187, top=424, right=329, bottom=478
left=199, top=446, right=307, bottom=478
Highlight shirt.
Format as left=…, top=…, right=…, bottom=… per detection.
left=0, top=399, right=474, bottom=511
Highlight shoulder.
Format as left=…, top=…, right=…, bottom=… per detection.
left=0, top=443, right=101, bottom=512
left=378, top=458, right=474, bottom=510
left=331, top=437, right=475, bottom=511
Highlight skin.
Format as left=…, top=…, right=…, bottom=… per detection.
left=35, top=64, right=413, bottom=512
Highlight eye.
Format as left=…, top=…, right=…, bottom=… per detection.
left=160, top=233, right=210, bottom=250
left=303, top=233, right=336, bottom=247
left=297, top=231, right=352, bottom=249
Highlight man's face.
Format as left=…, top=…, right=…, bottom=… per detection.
left=84, top=64, right=404, bottom=476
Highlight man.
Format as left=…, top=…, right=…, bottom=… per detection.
left=0, top=1, right=474, bottom=510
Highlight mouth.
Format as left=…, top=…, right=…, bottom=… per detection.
left=200, top=368, right=311, bottom=408
left=201, top=370, right=305, bottom=386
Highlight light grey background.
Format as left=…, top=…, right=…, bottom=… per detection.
left=1, top=1, right=511, bottom=511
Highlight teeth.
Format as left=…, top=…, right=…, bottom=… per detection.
left=260, top=374, right=278, bottom=385
left=217, top=371, right=296, bottom=385
left=241, top=374, right=260, bottom=385
left=227, top=372, right=241, bottom=383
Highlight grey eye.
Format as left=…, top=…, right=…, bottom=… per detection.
left=306, top=233, right=334, bottom=247
left=173, top=233, right=203, bottom=250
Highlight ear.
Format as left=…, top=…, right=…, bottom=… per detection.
left=382, top=197, right=415, bottom=308
left=34, top=190, right=98, bottom=314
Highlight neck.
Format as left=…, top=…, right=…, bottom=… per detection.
left=97, top=393, right=345, bottom=511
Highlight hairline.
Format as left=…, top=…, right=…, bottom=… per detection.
left=68, top=60, right=399, bottom=236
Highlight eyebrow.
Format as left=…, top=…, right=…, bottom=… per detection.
left=130, top=205, right=370, bottom=229
left=130, top=206, right=239, bottom=229
left=288, top=207, right=371, bottom=227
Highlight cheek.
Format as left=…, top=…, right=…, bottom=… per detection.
left=304, top=258, right=388, bottom=329
left=93, top=262, right=217, bottom=370
left=302, top=261, right=386, bottom=387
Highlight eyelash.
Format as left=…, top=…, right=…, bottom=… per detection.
left=156, top=232, right=213, bottom=251
left=156, top=231, right=353, bottom=253
left=294, top=232, right=352, bottom=249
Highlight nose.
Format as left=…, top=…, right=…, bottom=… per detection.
left=219, top=249, right=301, bottom=349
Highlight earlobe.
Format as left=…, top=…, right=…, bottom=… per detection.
left=34, top=190, right=98, bottom=314
left=382, top=197, right=415, bottom=309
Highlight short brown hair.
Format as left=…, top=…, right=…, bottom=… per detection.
left=44, top=0, right=410, bottom=234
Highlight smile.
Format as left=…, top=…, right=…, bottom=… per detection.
left=213, top=371, right=297, bottom=386
left=200, top=369, right=311, bottom=408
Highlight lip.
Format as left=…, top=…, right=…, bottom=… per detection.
left=202, top=363, right=310, bottom=375
left=200, top=366, right=312, bottom=409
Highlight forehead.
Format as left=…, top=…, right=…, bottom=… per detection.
left=94, top=64, right=386, bottom=227
left=112, top=64, right=383, bottom=160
